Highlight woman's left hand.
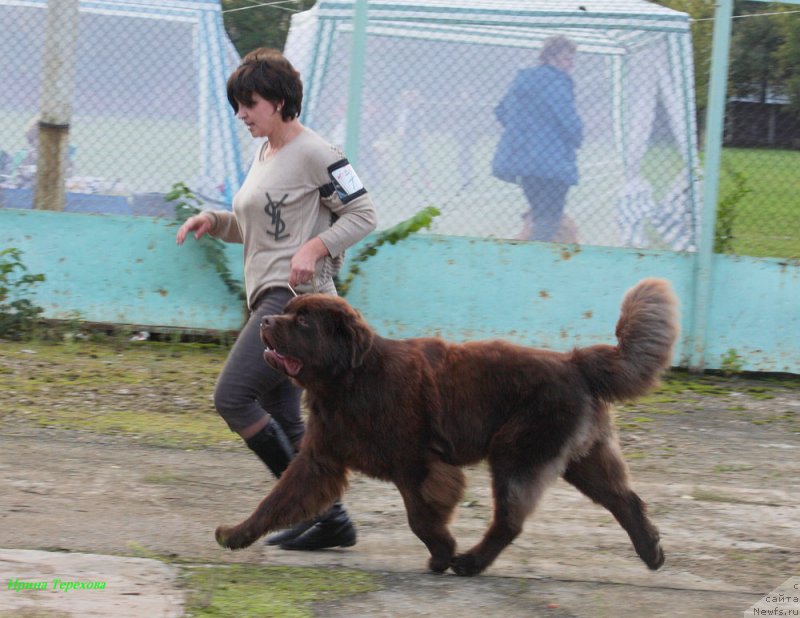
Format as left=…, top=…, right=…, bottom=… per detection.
left=289, top=237, right=329, bottom=287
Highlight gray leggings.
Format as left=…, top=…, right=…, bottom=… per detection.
left=213, top=288, right=305, bottom=445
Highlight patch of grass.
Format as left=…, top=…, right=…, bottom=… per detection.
left=638, top=393, right=681, bottom=404
left=625, top=450, right=647, bottom=460
left=745, top=387, right=775, bottom=400
left=120, top=545, right=381, bottom=615
left=31, top=408, right=238, bottom=449
left=125, top=541, right=179, bottom=563
left=748, top=411, right=797, bottom=427
left=713, top=463, right=755, bottom=473
left=690, top=487, right=784, bottom=507
left=720, top=148, right=800, bottom=259
left=691, top=488, right=747, bottom=504
left=0, top=339, right=238, bottom=449
left=182, top=564, right=378, bottom=618
left=614, top=415, right=651, bottom=431
left=653, top=372, right=736, bottom=397
left=142, top=469, right=188, bottom=484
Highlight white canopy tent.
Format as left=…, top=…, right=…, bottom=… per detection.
left=0, top=0, right=244, bottom=212
left=285, top=0, right=700, bottom=250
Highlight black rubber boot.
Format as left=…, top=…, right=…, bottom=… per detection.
left=245, top=420, right=356, bottom=550
left=278, top=501, right=357, bottom=551
left=244, top=419, right=294, bottom=478
left=245, top=420, right=312, bottom=545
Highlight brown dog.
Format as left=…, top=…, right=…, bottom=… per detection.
left=215, top=278, right=678, bottom=576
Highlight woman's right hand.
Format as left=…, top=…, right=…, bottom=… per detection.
left=176, top=214, right=213, bottom=245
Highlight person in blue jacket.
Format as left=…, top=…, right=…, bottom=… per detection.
left=492, top=36, right=583, bottom=242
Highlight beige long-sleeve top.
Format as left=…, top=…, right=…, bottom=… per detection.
left=206, top=128, right=377, bottom=308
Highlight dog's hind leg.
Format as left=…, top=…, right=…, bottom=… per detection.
left=450, top=458, right=562, bottom=577
left=562, top=437, right=664, bottom=570
left=396, top=462, right=465, bottom=573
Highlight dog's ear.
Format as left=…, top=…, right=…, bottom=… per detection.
left=346, top=316, right=374, bottom=369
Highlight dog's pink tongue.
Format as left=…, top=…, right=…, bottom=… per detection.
left=282, top=355, right=302, bottom=377
left=267, top=350, right=302, bottom=377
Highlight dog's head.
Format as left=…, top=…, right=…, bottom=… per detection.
left=260, top=293, right=375, bottom=385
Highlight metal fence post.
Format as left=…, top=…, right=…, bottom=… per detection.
left=689, top=0, right=734, bottom=372
left=344, top=0, right=368, bottom=167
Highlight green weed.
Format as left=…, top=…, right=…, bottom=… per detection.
left=183, top=565, right=378, bottom=618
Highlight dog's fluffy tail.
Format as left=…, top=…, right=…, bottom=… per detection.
left=574, top=278, right=679, bottom=403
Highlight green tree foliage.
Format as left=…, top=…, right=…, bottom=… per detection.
left=654, top=1, right=800, bottom=119
left=777, top=7, right=800, bottom=113
left=221, top=0, right=316, bottom=56
left=730, top=7, right=786, bottom=103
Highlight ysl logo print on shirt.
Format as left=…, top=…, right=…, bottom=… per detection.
left=264, top=193, right=290, bottom=241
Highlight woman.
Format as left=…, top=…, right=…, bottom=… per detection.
left=492, top=36, right=583, bottom=242
left=176, top=48, right=377, bottom=550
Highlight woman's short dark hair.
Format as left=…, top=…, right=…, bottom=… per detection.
left=226, top=48, right=303, bottom=121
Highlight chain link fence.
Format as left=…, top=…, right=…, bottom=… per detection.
left=283, top=2, right=704, bottom=252
left=1, top=1, right=797, bottom=260
left=0, top=0, right=245, bottom=217
left=716, top=8, right=800, bottom=260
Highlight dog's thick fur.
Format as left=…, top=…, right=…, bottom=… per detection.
left=215, top=278, right=679, bottom=576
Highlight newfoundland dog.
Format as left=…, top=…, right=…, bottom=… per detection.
left=215, top=278, right=678, bottom=576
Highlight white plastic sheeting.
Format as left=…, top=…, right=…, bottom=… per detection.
left=285, top=0, right=700, bottom=250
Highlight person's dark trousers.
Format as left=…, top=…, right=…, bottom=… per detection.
left=520, top=175, right=570, bottom=241
left=245, top=420, right=356, bottom=550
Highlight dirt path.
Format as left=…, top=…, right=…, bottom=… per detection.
left=1, top=377, right=799, bottom=617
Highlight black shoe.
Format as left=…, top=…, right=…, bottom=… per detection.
left=278, top=504, right=356, bottom=551
left=279, top=519, right=356, bottom=551
left=263, top=519, right=316, bottom=546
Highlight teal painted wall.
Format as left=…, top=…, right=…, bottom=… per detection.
left=2, top=209, right=797, bottom=372
left=344, top=236, right=695, bottom=364
left=343, top=235, right=799, bottom=373
left=1, top=209, right=245, bottom=331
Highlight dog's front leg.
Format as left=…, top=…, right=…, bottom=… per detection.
left=215, top=450, right=348, bottom=550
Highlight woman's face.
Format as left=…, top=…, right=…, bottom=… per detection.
left=235, top=92, right=282, bottom=138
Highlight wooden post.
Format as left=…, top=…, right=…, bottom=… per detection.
left=34, top=0, right=80, bottom=211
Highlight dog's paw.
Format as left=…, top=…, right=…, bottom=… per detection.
left=449, top=553, right=484, bottom=577
left=428, top=554, right=451, bottom=574
left=215, top=525, right=232, bottom=548
left=215, top=525, right=251, bottom=551
left=644, top=543, right=665, bottom=570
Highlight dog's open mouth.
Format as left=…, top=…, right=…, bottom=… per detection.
left=263, top=347, right=303, bottom=377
